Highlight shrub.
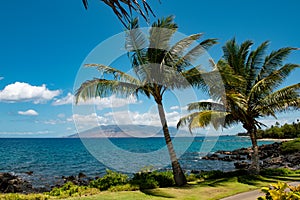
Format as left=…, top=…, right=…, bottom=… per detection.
left=151, top=171, right=175, bottom=187
left=281, top=138, right=300, bottom=154
left=89, top=169, right=129, bottom=191
left=199, top=170, right=225, bottom=179
left=131, top=172, right=158, bottom=189
left=186, top=173, right=200, bottom=182
left=131, top=171, right=174, bottom=189
left=46, top=182, right=99, bottom=198
left=258, top=181, right=300, bottom=200
left=260, top=168, right=292, bottom=176
left=0, top=193, right=49, bottom=200
left=108, top=183, right=139, bottom=192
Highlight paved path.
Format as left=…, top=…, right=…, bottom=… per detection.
left=220, top=182, right=300, bottom=200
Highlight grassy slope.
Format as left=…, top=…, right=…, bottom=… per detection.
left=69, top=174, right=300, bottom=200
left=1, top=174, right=299, bottom=200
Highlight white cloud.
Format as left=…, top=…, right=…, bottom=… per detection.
left=0, top=130, right=52, bottom=135
left=69, top=113, right=109, bottom=128
left=0, top=82, right=61, bottom=104
left=56, top=93, right=140, bottom=109
left=57, top=113, right=66, bottom=118
left=70, top=109, right=181, bottom=131
left=52, top=93, right=73, bottom=105
left=170, top=105, right=179, bottom=110
left=105, top=110, right=181, bottom=127
left=18, top=109, right=39, bottom=116
left=0, top=77, right=4, bottom=81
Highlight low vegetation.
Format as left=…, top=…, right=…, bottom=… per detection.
left=258, top=181, right=300, bottom=200
left=281, top=138, right=300, bottom=154
left=1, top=169, right=299, bottom=200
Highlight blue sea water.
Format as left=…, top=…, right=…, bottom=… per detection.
left=0, top=136, right=273, bottom=188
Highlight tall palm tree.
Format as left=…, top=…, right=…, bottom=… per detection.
left=178, top=39, right=300, bottom=174
left=82, top=0, right=157, bottom=27
left=75, top=16, right=217, bottom=185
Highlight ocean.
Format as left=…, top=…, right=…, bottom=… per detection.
left=0, top=136, right=273, bottom=188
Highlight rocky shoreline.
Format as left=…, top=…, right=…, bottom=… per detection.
left=0, top=172, right=93, bottom=194
left=202, top=141, right=300, bottom=170
left=1, top=141, right=299, bottom=194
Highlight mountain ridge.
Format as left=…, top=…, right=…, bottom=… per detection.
left=67, top=124, right=190, bottom=138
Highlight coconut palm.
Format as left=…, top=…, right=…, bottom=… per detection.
left=75, top=16, right=217, bottom=185
left=178, top=39, right=300, bottom=174
left=82, top=0, right=157, bottom=27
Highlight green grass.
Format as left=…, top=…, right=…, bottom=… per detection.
left=281, top=138, right=300, bottom=153
left=1, top=172, right=299, bottom=200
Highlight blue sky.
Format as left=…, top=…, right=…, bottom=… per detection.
left=0, top=0, right=299, bottom=137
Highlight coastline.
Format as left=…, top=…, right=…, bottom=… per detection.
left=237, top=136, right=295, bottom=142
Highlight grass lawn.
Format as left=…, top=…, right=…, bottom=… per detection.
left=1, top=173, right=299, bottom=200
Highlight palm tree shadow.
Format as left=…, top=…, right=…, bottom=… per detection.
left=237, top=175, right=274, bottom=186
left=198, top=178, right=232, bottom=187
left=141, top=189, right=175, bottom=198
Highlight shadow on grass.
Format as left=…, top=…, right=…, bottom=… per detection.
left=264, top=175, right=300, bottom=182
left=141, top=189, right=175, bottom=198
left=198, top=177, right=234, bottom=187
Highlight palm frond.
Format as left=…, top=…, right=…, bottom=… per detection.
left=85, top=64, right=141, bottom=85
left=149, top=16, right=178, bottom=52
left=187, top=101, right=225, bottom=111
left=254, top=83, right=300, bottom=115
left=75, top=78, right=140, bottom=104
left=177, top=110, right=233, bottom=132
left=245, top=41, right=269, bottom=93
left=83, top=0, right=157, bottom=27
left=249, top=64, right=300, bottom=101
left=256, top=47, right=297, bottom=82
left=174, top=39, right=218, bottom=70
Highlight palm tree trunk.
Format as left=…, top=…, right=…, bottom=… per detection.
left=156, top=100, right=187, bottom=186
left=248, top=128, right=260, bottom=175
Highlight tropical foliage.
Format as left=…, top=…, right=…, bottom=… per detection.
left=238, top=121, right=300, bottom=139
left=258, top=181, right=300, bottom=200
left=257, top=121, right=300, bottom=139
left=178, top=39, right=300, bottom=174
left=75, top=16, right=217, bottom=186
left=281, top=138, right=300, bottom=154
left=82, top=0, right=157, bottom=26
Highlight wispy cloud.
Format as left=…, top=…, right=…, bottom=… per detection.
left=170, top=105, right=179, bottom=110
left=0, top=130, right=52, bottom=135
left=0, top=82, right=61, bottom=104
left=18, top=109, right=39, bottom=116
left=52, top=93, right=73, bottom=105
left=0, top=77, right=4, bottom=81
left=54, top=93, right=140, bottom=109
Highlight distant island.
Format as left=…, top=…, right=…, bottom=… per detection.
left=237, top=121, right=300, bottom=139
left=67, top=125, right=191, bottom=138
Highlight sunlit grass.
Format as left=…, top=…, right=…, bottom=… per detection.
left=0, top=173, right=299, bottom=200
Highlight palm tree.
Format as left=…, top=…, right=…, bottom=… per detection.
left=75, top=16, right=217, bottom=185
left=178, top=39, right=300, bottom=174
left=82, top=0, right=157, bottom=27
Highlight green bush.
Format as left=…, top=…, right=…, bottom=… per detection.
left=131, top=172, right=158, bottom=189
left=89, top=169, right=129, bottom=191
left=281, top=138, right=300, bottom=154
left=151, top=171, right=175, bottom=187
left=199, top=170, right=225, bottom=179
left=258, top=181, right=300, bottom=200
left=131, top=171, right=174, bottom=189
left=260, top=168, right=292, bottom=176
left=0, top=193, right=49, bottom=200
left=46, top=182, right=99, bottom=198
left=186, top=173, right=200, bottom=182
left=108, top=183, right=139, bottom=192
